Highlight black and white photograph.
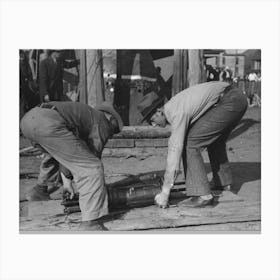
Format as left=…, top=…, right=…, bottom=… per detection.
left=19, top=49, right=261, bottom=232
left=1, top=1, right=280, bottom=280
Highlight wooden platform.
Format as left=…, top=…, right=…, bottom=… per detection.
left=20, top=191, right=261, bottom=232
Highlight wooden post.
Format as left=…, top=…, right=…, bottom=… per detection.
left=114, top=50, right=130, bottom=126
left=86, top=49, right=105, bottom=107
left=172, top=49, right=188, bottom=96
left=78, top=49, right=88, bottom=104
left=188, top=49, right=206, bottom=86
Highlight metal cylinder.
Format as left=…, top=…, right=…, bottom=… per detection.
left=62, top=173, right=186, bottom=214
left=108, top=176, right=162, bottom=209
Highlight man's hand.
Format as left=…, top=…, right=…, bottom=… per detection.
left=154, top=191, right=170, bottom=209
left=44, top=94, right=50, bottom=102
left=63, top=183, right=76, bottom=199
left=61, top=172, right=76, bottom=199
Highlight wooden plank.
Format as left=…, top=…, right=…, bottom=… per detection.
left=152, top=221, right=261, bottom=232
left=27, top=200, right=64, bottom=217
left=135, top=138, right=168, bottom=147
left=105, top=139, right=135, bottom=148
left=20, top=197, right=260, bottom=232
left=106, top=200, right=261, bottom=231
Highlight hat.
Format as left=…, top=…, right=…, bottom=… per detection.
left=140, top=95, right=165, bottom=123
left=95, top=101, right=123, bottom=131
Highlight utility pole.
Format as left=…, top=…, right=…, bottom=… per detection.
left=188, top=49, right=206, bottom=86
left=172, top=49, right=188, bottom=96
left=78, top=49, right=88, bottom=104
left=86, top=49, right=105, bottom=107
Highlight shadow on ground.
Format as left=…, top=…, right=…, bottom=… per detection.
left=228, top=118, right=260, bottom=141
left=110, top=161, right=261, bottom=196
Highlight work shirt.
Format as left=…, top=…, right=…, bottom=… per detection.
left=163, top=82, right=230, bottom=186
left=50, top=101, right=112, bottom=159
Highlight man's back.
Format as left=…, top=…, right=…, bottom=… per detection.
left=164, top=82, right=229, bottom=125
left=50, top=101, right=111, bottom=156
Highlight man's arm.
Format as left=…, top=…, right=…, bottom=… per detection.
left=61, top=171, right=76, bottom=200
left=162, top=119, right=188, bottom=192
left=155, top=113, right=190, bottom=208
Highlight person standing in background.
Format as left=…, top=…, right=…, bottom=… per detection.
left=247, top=71, right=258, bottom=104
left=39, top=49, right=79, bottom=102
left=29, top=49, right=49, bottom=81
left=20, top=50, right=33, bottom=119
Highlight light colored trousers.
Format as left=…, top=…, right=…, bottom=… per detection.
left=21, top=107, right=108, bottom=221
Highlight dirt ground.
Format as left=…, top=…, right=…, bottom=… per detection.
left=19, top=106, right=261, bottom=232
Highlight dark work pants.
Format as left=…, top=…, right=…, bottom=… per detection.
left=184, top=88, right=248, bottom=196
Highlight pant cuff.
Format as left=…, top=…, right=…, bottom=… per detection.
left=186, top=186, right=211, bottom=196
left=82, top=207, right=109, bottom=221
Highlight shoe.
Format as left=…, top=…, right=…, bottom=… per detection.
left=179, top=196, right=214, bottom=208
left=25, top=185, right=50, bottom=201
left=78, top=220, right=108, bottom=231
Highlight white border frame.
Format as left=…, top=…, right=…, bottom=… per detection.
left=1, top=1, right=280, bottom=279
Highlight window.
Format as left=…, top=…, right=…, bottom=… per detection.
left=254, top=61, right=261, bottom=70
left=222, top=57, right=226, bottom=65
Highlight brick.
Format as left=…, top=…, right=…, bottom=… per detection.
left=105, top=139, right=135, bottom=148
left=113, top=126, right=171, bottom=139
left=135, top=138, right=168, bottom=147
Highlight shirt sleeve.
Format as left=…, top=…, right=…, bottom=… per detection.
left=163, top=112, right=190, bottom=186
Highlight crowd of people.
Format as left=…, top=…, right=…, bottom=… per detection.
left=206, top=64, right=261, bottom=106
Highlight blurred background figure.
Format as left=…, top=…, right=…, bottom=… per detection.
left=247, top=71, right=258, bottom=105
left=206, top=65, right=220, bottom=82
left=219, top=66, right=232, bottom=83
left=20, top=50, right=40, bottom=120
left=155, top=66, right=166, bottom=91
left=39, top=49, right=79, bottom=102
left=29, top=49, right=49, bottom=81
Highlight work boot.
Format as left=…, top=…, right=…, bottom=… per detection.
left=25, top=184, right=50, bottom=201
left=79, top=220, right=108, bottom=231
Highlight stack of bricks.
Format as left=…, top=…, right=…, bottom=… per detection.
left=103, top=126, right=171, bottom=157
